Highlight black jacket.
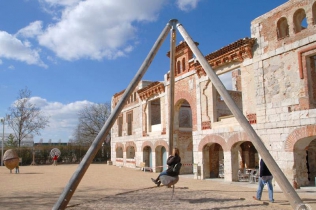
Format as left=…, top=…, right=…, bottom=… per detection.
left=259, top=159, right=272, bottom=177
left=166, top=155, right=181, bottom=176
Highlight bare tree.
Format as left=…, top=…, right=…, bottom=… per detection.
left=72, top=103, right=111, bottom=145
left=7, top=87, right=50, bottom=147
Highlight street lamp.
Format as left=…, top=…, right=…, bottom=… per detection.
left=31, top=146, right=36, bottom=166
left=1, top=115, right=10, bottom=166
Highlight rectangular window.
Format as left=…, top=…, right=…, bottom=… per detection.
left=216, top=69, right=242, bottom=122
left=127, top=112, right=133, bottom=136
left=118, top=116, right=123, bottom=137
left=310, top=55, right=316, bottom=105
left=150, top=99, right=161, bottom=125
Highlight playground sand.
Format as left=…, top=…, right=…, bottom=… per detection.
left=0, top=164, right=314, bottom=210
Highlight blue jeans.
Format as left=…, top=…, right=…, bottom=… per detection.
left=256, top=177, right=274, bottom=202
left=158, top=170, right=168, bottom=179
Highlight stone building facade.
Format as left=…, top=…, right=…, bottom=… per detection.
left=111, top=0, right=316, bottom=188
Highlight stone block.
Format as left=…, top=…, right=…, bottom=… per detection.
left=308, top=34, right=316, bottom=42
left=276, top=121, right=286, bottom=128
left=267, top=50, right=276, bottom=58
left=308, top=109, right=316, bottom=118
left=300, top=118, right=313, bottom=126
left=299, top=37, right=310, bottom=46
left=292, top=40, right=300, bottom=49
left=268, top=114, right=280, bottom=122
left=276, top=46, right=285, bottom=55
left=284, top=43, right=292, bottom=52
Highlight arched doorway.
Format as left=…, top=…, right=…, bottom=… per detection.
left=202, top=143, right=224, bottom=178
left=143, top=146, right=152, bottom=168
left=174, top=99, right=193, bottom=174
left=155, top=146, right=167, bottom=172
left=231, top=141, right=258, bottom=181
left=293, top=137, right=316, bottom=187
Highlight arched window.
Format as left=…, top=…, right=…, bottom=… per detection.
left=116, top=147, right=123, bottom=158
left=126, top=146, right=135, bottom=159
left=293, top=9, right=307, bottom=33
left=312, top=2, right=316, bottom=24
left=177, top=60, right=181, bottom=74
left=182, top=58, right=186, bottom=72
left=277, top=17, right=289, bottom=39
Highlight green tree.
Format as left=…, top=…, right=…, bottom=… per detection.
left=5, top=134, right=18, bottom=148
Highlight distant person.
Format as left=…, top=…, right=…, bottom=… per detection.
left=253, top=159, right=274, bottom=203
left=151, top=148, right=181, bottom=187
left=53, top=154, right=58, bottom=166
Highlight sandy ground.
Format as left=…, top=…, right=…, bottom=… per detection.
left=0, top=163, right=315, bottom=210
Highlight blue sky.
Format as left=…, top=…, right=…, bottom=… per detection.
left=0, top=0, right=287, bottom=143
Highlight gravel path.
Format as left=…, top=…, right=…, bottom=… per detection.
left=0, top=164, right=314, bottom=210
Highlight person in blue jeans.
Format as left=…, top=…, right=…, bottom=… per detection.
left=253, top=159, right=274, bottom=203
left=151, top=148, right=181, bottom=187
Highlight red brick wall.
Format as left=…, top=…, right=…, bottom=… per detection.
left=254, top=1, right=316, bottom=53
left=174, top=75, right=197, bottom=131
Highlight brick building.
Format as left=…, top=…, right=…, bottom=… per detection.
left=111, top=0, right=316, bottom=188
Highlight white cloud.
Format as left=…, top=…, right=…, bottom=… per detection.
left=47, top=55, right=58, bottom=64
left=28, top=97, right=95, bottom=142
left=8, top=65, right=15, bottom=70
left=38, top=0, right=166, bottom=61
left=176, top=0, right=200, bottom=11
left=16, top=21, right=43, bottom=38
left=41, top=0, right=82, bottom=7
left=0, top=31, right=47, bottom=68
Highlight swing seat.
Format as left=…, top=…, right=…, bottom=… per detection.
left=160, top=175, right=179, bottom=187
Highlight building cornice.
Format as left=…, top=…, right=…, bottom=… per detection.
left=137, top=81, right=165, bottom=101
left=195, top=37, right=256, bottom=77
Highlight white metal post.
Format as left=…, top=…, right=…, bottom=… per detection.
left=168, top=19, right=177, bottom=153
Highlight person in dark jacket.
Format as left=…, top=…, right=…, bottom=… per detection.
left=253, top=159, right=274, bottom=203
left=151, top=148, right=181, bottom=187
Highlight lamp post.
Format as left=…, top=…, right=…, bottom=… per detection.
left=31, top=146, right=36, bottom=166
left=1, top=115, right=9, bottom=166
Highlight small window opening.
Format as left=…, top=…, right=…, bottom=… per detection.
left=277, top=17, right=289, bottom=39
left=293, top=9, right=307, bottom=33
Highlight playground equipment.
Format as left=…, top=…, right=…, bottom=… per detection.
left=50, top=148, right=61, bottom=158
left=53, top=19, right=306, bottom=210
left=3, top=149, right=19, bottom=171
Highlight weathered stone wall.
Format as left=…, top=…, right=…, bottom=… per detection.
left=262, top=54, right=302, bottom=105
left=241, top=64, right=256, bottom=115
left=177, top=131, right=193, bottom=174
